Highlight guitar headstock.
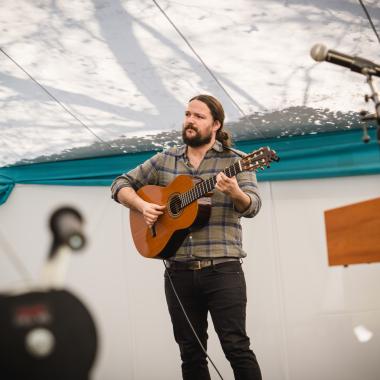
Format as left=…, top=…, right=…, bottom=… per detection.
left=241, top=146, right=279, bottom=172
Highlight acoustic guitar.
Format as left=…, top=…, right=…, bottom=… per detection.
left=130, top=146, right=279, bottom=259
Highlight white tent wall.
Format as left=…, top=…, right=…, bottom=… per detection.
left=0, top=174, right=380, bottom=380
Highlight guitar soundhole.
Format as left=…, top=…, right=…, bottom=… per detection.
left=168, top=194, right=183, bottom=218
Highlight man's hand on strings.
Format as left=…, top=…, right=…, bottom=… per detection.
left=216, top=172, right=251, bottom=213
left=215, top=172, right=241, bottom=197
left=141, top=202, right=166, bottom=227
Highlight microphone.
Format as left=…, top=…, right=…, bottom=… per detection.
left=49, top=207, right=86, bottom=253
left=310, top=44, right=380, bottom=77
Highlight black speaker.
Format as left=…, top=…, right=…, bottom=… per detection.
left=0, top=289, right=98, bottom=380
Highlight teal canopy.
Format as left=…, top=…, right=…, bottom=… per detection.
left=1, top=129, right=379, bottom=205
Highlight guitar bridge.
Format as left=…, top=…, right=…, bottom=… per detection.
left=150, top=224, right=157, bottom=237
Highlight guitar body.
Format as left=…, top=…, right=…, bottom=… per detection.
left=130, top=175, right=211, bottom=259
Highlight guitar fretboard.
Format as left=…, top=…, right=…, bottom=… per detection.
left=179, top=160, right=242, bottom=209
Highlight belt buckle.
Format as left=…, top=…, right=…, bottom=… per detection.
left=190, top=261, right=202, bottom=270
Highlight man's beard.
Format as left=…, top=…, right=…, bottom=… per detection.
left=182, top=125, right=212, bottom=147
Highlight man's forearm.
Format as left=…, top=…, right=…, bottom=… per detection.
left=117, top=186, right=166, bottom=227
left=230, top=189, right=252, bottom=213
left=117, top=187, right=146, bottom=213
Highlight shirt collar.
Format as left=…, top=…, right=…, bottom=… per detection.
left=174, top=140, right=224, bottom=157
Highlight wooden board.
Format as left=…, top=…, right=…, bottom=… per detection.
left=324, top=197, right=380, bottom=266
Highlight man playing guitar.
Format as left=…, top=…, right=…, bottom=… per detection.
left=111, top=94, right=263, bottom=380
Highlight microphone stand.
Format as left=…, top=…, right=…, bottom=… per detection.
left=360, top=72, right=380, bottom=143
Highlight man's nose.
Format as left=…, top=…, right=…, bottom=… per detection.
left=186, top=114, right=195, bottom=123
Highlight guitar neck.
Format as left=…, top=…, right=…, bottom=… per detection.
left=180, top=160, right=243, bottom=208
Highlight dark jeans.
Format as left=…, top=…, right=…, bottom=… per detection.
left=164, top=261, right=262, bottom=380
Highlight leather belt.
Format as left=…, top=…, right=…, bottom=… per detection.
left=165, top=258, right=239, bottom=271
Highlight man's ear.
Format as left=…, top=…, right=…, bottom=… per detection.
left=213, top=120, right=221, bottom=133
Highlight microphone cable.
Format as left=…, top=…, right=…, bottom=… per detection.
left=162, top=260, right=225, bottom=380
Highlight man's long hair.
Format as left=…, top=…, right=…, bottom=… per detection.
left=189, top=94, right=233, bottom=147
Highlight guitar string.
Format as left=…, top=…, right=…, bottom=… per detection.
left=170, top=151, right=271, bottom=212
left=175, top=161, right=242, bottom=209
left=170, top=151, right=272, bottom=211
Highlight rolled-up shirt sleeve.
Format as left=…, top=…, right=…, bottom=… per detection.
left=235, top=170, right=261, bottom=218
left=111, top=152, right=162, bottom=203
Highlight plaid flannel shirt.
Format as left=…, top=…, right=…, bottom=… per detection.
left=111, top=140, right=261, bottom=260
